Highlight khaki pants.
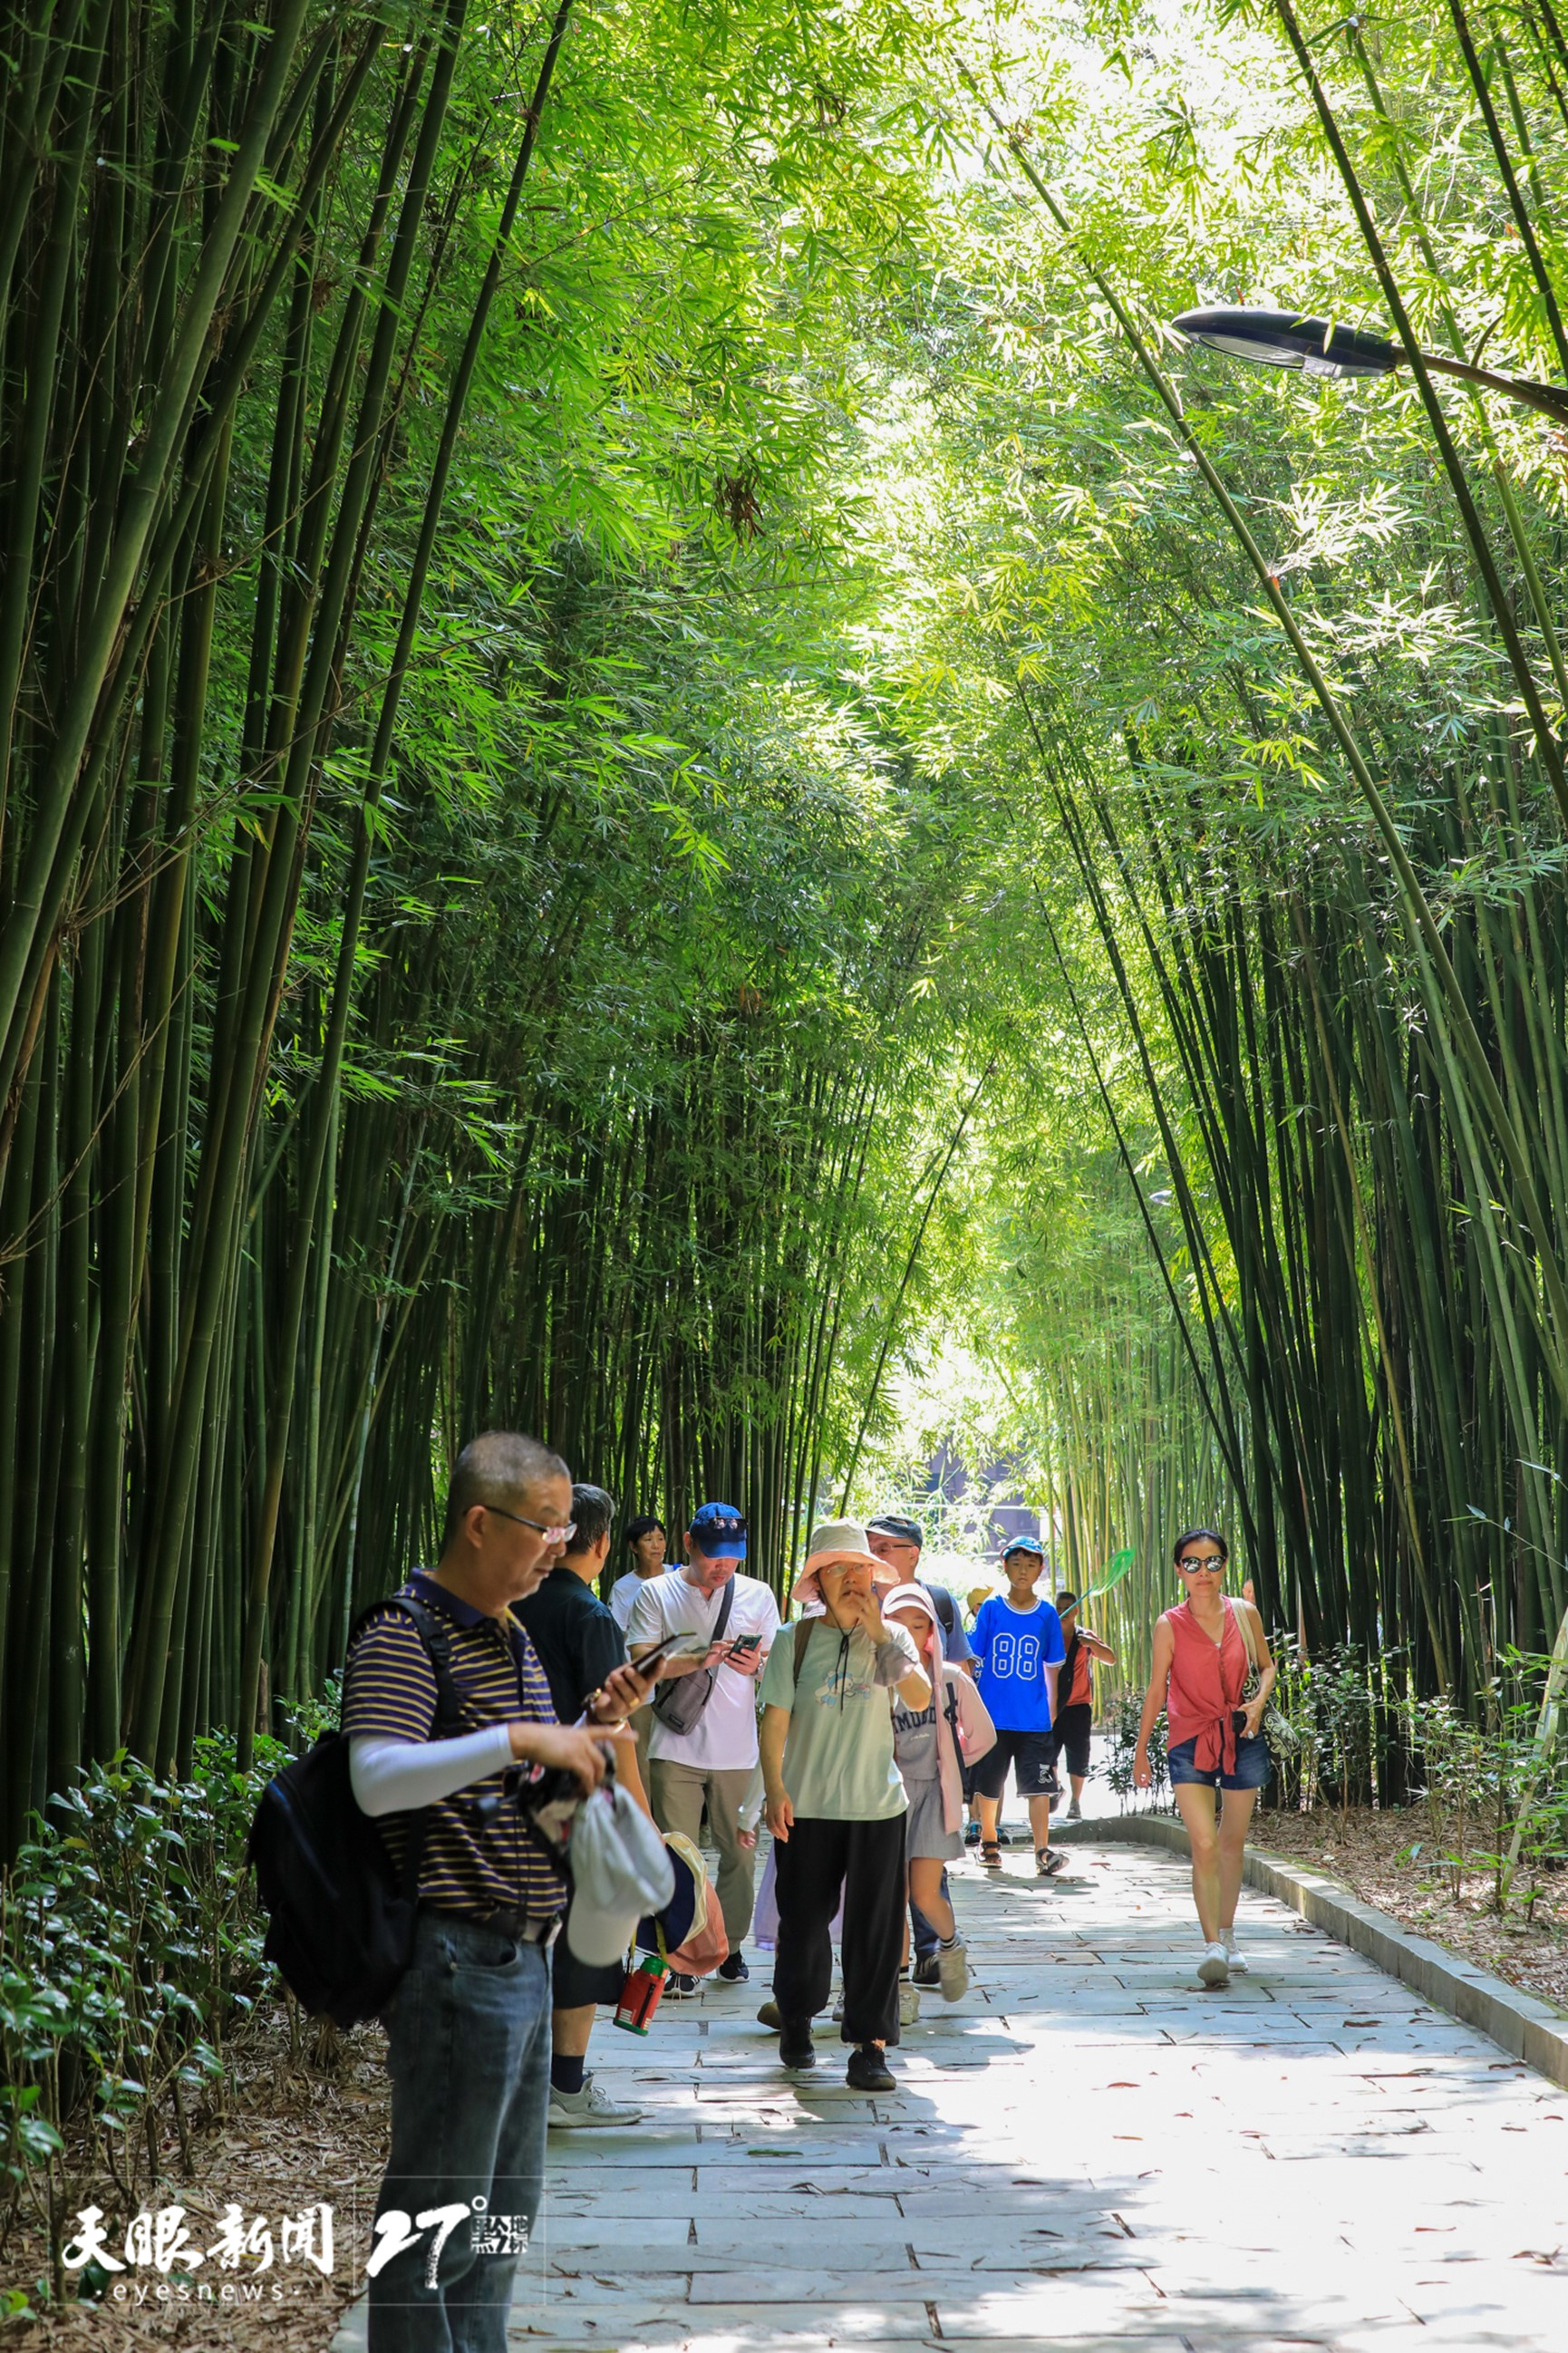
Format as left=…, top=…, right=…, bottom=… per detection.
left=649, top=1759, right=757, bottom=1949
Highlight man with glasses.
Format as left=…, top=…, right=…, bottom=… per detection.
left=628, top=1501, right=779, bottom=1988
left=866, top=1515, right=974, bottom=1675
left=344, top=1430, right=648, bottom=2349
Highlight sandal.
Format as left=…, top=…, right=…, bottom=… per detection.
left=981, top=1841, right=1002, bottom=1868
left=1036, top=1847, right=1066, bottom=1877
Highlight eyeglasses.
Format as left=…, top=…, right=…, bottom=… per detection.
left=1178, top=1554, right=1225, bottom=1571
left=486, top=1506, right=577, bottom=1544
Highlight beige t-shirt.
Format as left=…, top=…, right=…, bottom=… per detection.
left=759, top=1618, right=921, bottom=1821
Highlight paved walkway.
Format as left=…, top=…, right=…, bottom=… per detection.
left=508, top=1838, right=1568, bottom=2353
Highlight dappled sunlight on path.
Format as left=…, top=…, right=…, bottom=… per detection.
left=336, top=1842, right=1568, bottom=2353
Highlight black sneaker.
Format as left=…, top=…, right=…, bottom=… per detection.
left=911, top=1954, right=941, bottom=1989
left=718, top=1951, right=749, bottom=1982
left=779, top=2023, right=816, bottom=2070
left=846, top=2045, right=895, bottom=2092
left=664, top=1971, right=701, bottom=1996
left=963, top=1819, right=982, bottom=1845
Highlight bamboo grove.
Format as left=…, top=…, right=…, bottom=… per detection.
left=10, top=0, right=1568, bottom=1840
left=890, top=0, right=1568, bottom=1728
left=0, top=0, right=981, bottom=1838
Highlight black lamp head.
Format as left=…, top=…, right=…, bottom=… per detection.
left=1172, top=305, right=1399, bottom=379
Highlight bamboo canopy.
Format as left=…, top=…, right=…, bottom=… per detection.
left=5, top=0, right=1568, bottom=1843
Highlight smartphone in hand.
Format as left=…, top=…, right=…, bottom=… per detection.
left=632, top=1630, right=716, bottom=1675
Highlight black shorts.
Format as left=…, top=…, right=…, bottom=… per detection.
left=970, top=1727, right=1056, bottom=1801
left=1049, top=1702, right=1092, bottom=1779
left=550, top=1936, right=628, bottom=2010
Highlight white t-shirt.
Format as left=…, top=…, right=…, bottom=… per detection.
left=609, top=1570, right=663, bottom=1632
left=626, top=1569, right=780, bottom=1770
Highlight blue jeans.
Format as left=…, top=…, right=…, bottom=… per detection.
left=368, top=1911, right=552, bottom=2353
left=910, top=1871, right=950, bottom=1961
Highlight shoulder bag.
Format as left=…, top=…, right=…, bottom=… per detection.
left=650, top=1576, right=737, bottom=1736
left=1230, top=1601, right=1299, bottom=1755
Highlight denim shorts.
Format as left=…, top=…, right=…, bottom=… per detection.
left=1166, top=1732, right=1271, bottom=1792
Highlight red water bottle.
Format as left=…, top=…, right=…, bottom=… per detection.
left=614, top=1951, right=668, bottom=2035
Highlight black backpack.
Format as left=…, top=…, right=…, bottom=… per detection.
left=1056, top=1626, right=1083, bottom=1710
left=926, top=1582, right=958, bottom=1644
left=247, top=1595, right=466, bottom=2029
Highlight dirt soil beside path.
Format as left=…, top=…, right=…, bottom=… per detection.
left=1253, top=1803, right=1568, bottom=2012
left=4, top=2008, right=389, bottom=2353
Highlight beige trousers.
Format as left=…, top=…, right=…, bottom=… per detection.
left=649, top=1759, right=758, bottom=1948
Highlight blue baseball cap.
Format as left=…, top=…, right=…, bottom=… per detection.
left=1001, top=1535, right=1045, bottom=1561
left=689, top=1501, right=748, bottom=1558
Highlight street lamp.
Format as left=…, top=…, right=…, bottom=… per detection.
left=1171, top=305, right=1568, bottom=428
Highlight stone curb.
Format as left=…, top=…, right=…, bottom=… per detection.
left=1054, top=1811, right=1568, bottom=2087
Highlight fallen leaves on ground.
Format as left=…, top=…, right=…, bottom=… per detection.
left=4, top=2005, right=389, bottom=2353
left=1253, top=1805, right=1568, bottom=2010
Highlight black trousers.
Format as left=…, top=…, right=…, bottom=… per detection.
left=772, top=1812, right=907, bottom=2045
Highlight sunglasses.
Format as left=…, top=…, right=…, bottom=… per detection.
left=1178, top=1554, right=1225, bottom=1571
left=695, top=1518, right=747, bottom=1539
left=486, top=1506, right=577, bottom=1545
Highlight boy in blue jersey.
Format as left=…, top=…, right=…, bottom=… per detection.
left=968, top=1538, right=1067, bottom=1876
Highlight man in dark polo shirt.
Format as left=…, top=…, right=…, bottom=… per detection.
left=344, top=1430, right=646, bottom=2353
left=515, top=1481, right=645, bottom=2128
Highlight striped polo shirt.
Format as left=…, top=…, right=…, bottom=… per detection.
left=341, top=1572, right=566, bottom=1922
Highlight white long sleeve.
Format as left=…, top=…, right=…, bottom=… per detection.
left=349, top=1726, right=514, bottom=1816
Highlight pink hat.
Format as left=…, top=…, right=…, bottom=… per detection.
left=881, top=1582, right=944, bottom=1661
left=880, top=1582, right=939, bottom=1628
left=790, top=1518, right=898, bottom=1612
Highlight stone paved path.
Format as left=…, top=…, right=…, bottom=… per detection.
left=508, top=1839, right=1568, bottom=2353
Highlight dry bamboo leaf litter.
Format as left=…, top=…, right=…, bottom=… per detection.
left=3, top=2006, right=389, bottom=2353
left=1254, top=1804, right=1568, bottom=2010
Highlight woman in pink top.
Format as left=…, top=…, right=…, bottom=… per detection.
left=1132, top=1527, right=1275, bottom=1988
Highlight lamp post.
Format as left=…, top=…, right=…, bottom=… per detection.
left=1171, top=305, right=1568, bottom=428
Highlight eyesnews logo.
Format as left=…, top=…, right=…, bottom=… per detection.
left=63, top=2203, right=334, bottom=2279
left=113, top=2282, right=285, bottom=2304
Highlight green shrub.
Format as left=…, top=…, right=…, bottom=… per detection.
left=0, top=1734, right=286, bottom=2301
left=1399, top=1650, right=1568, bottom=1913
left=1104, top=1690, right=1168, bottom=1809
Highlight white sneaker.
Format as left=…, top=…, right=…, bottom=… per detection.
left=898, top=1980, right=920, bottom=2026
left=831, top=1994, right=845, bottom=2022
left=936, top=1938, right=970, bottom=2001
left=1196, top=1941, right=1230, bottom=1989
left=547, top=2074, right=644, bottom=2128
left=1224, top=1938, right=1249, bottom=1975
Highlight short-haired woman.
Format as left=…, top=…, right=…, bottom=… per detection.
left=1133, top=1528, right=1274, bottom=1987
left=609, top=1515, right=668, bottom=1631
